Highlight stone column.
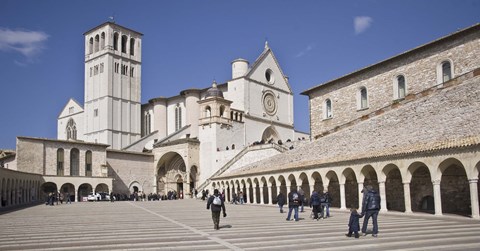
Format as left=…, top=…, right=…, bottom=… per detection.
left=268, top=185, right=273, bottom=205
left=468, top=179, right=479, bottom=219
left=309, top=184, right=315, bottom=194
left=74, top=189, right=78, bottom=202
left=403, top=182, right=412, bottom=213
left=358, top=182, right=364, bottom=210
left=252, top=186, right=257, bottom=204
left=379, top=181, right=388, bottom=213
left=246, top=185, right=251, bottom=204
left=259, top=186, right=264, bottom=204
left=340, top=183, right=346, bottom=210
left=432, top=180, right=442, bottom=216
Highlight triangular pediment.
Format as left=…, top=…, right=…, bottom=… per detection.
left=246, top=46, right=292, bottom=94
left=58, top=98, right=84, bottom=119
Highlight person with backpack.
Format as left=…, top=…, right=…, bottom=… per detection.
left=286, top=188, right=300, bottom=221
left=309, top=190, right=321, bottom=220
left=206, top=189, right=227, bottom=230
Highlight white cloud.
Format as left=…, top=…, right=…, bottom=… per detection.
left=0, top=28, right=49, bottom=60
left=295, top=43, right=315, bottom=58
left=354, top=16, right=373, bottom=35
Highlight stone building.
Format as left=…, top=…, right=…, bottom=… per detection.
left=211, top=24, right=480, bottom=218
left=0, top=21, right=308, bottom=208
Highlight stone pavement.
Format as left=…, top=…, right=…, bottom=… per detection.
left=1, top=200, right=479, bottom=251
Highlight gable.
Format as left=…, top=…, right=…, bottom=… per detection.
left=58, top=98, right=84, bottom=119
left=246, top=49, right=292, bottom=94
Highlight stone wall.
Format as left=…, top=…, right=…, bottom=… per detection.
left=107, top=150, right=154, bottom=195
left=307, top=27, right=480, bottom=138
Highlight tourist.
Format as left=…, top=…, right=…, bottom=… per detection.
left=238, top=191, right=244, bottom=204
left=323, top=190, right=332, bottom=218
left=276, top=192, right=285, bottom=213
left=361, top=185, right=381, bottom=237
left=286, top=188, right=300, bottom=221
left=346, top=208, right=363, bottom=238
left=298, top=187, right=305, bottom=212
left=309, top=190, right=321, bottom=220
left=206, top=189, right=227, bottom=230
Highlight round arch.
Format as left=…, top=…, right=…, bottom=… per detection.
left=156, top=152, right=187, bottom=195
left=383, top=164, right=405, bottom=212
left=261, top=126, right=279, bottom=143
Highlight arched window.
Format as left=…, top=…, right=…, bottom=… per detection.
left=113, top=32, right=119, bottom=51
left=231, top=144, right=235, bottom=150
left=175, top=105, right=182, bottom=131
left=121, top=35, right=128, bottom=53
left=205, top=106, right=211, bottom=118
left=94, top=34, right=99, bottom=52
left=57, top=149, right=64, bottom=176
left=324, top=99, right=332, bottom=119
left=100, top=32, right=105, bottom=50
left=239, top=113, right=242, bottom=122
left=220, top=105, right=225, bottom=117
left=88, top=37, right=93, bottom=54
left=130, top=38, right=135, bottom=56
left=70, top=148, right=79, bottom=176
left=396, top=75, right=406, bottom=99
left=66, top=119, right=77, bottom=140
left=85, top=151, right=92, bottom=177
left=442, top=61, right=452, bottom=83
left=359, top=87, right=368, bottom=110
left=230, top=111, right=234, bottom=120
left=144, top=112, right=151, bottom=135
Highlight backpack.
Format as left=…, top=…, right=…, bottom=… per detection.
left=213, top=196, right=222, bottom=205
left=292, top=192, right=299, bottom=202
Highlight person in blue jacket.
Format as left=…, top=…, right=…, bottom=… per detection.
left=346, top=208, right=363, bottom=238
left=361, top=185, right=381, bottom=237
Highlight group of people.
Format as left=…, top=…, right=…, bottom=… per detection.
left=275, top=188, right=332, bottom=222
left=45, top=191, right=71, bottom=205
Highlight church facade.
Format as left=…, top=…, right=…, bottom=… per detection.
left=1, top=21, right=307, bottom=206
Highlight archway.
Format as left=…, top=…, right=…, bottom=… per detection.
left=326, top=171, right=340, bottom=208
left=60, top=183, right=75, bottom=202
left=440, top=160, right=469, bottom=216
left=362, top=165, right=379, bottom=192
left=299, top=173, right=310, bottom=203
left=95, top=183, right=109, bottom=193
left=261, top=126, right=279, bottom=143
left=189, top=165, right=198, bottom=197
left=343, top=168, right=358, bottom=209
left=384, top=165, right=405, bottom=212
left=156, top=152, right=187, bottom=195
left=175, top=174, right=184, bottom=199
left=78, top=183, right=93, bottom=202
left=40, top=182, right=58, bottom=203
left=410, top=165, right=433, bottom=213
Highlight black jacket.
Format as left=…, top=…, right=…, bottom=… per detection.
left=348, top=211, right=363, bottom=231
left=288, top=191, right=300, bottom=207
left=277, top=193, right=286, bottom=206
left=362, top=189, right=381, bottom=212
left=207, top=194, right=226, bottom=213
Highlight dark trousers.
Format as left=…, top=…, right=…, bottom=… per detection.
left=312, top=205, right=320, bottom=219
left=362, top=210, right=379, bottom=234
left=211, top=211, right=221, bottom=229
left=347, top=230, right=359, bottom=238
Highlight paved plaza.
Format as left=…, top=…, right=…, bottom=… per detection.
left=1, top=200, right=479, bottom=251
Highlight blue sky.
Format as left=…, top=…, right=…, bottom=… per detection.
left=0, top=0, right=479, bottom=150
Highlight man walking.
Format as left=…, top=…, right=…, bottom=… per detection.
left=361, top=185, right=381, bottom=237
left=286, top=188, right=300, bottom=221
left=206, top=189, right=227, bottom=230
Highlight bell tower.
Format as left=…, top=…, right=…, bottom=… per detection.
left=83, top=22, right=143, bottom=149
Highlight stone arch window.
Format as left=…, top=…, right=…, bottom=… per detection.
left=100, top=32, right=105, bottom=50
left=144, top=112, right=151, bottom=135
left=88, top=37, right=93, bottom=54
left=85, top=150, right=92, bottom=177
left=324, top=99, right=332, bottom=119
left=57, top=148, right=64, bottom=176
left=220, top=105, right=225, bottom=117
left=230, top=111, right=234, bottom=120
left=175, top=105, right=182, bottom=131
left=205, top=106, right=211, bottom=118
left=442, top=61, right=452, bottom=83
left=358, top=87, right=368, bottom=110
left=235, top=112, right=238, bottom=121
left=239, top=113, right=242, bottom=122
left=231, top=144, right=235, bottom=150
left=66, top=119, right=77, bottom=140
left=121, top=35, right=128, bottom=53
left=395, top=75, right=406, bottom=99
left=113, top=32, right=119, bottom=51
left=130, top=38, right=135, bottom=56
left=70, top=148, right=79, bottom=176
left=94, top=34, right=99, bottom=53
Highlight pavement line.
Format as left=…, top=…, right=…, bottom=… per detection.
left=128, top=202, right=243, bottom=251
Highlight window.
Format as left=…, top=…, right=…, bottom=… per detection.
left=94, top=65, right=98, bottom=75
left=114, top=63, right=119, bottom=73
left=90, top=67, right=93, bottom=77
left=66, top=119, right=77, bottom=140
left=100, top=32, right=105, bottom=50
left=265, top=69, right=275, bottom=84
left=144, top=112, right=151, bottom=135
left=85, top=151, right=92, bottom=177
left=358, top=87, right=368, bottom=110
left=113, top=32, right=119, bottom=51
left=121, top=35, right=127, bottom=53
left=324, top=99, right=332, bottom=119
left=220, top=105, right=225, bottom=117
left=130, top=67, right=134, bottom=77
left=69, top=107, right=74, bottom=114
left=94, top=109, right=98, bottom=117
left=89, top=37, right=93, bottom=54
left=205, top=106, right=211, bottom=117
left=175, top=105, right=182, bottom=131
left=57, top=149, right=64, bottom=176
left=94, top=34, right=99, bottom=52
left=396, top=75, right=406, bottom=99
left=130, top=38, right=135, bottom=56
left=100, top=63, right=104, bottom=73
left=442, top=61, right=452, bottom=83
left=70, top=148, right=79, bottom=176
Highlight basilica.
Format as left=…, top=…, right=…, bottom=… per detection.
left=1, top=22, right=479, bottom=219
